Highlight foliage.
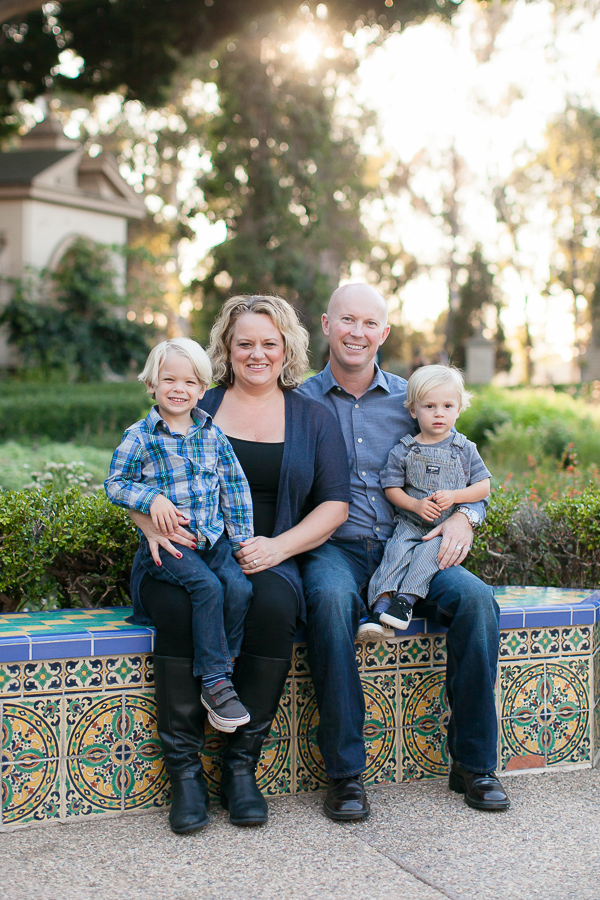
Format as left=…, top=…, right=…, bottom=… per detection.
left=0, top=381, right=151, bottom=447
left=0, top=239, right=153, bottom=380
left=22, top=460, right=99, bottom=493
left=0, top=487, right=138, bottom=612
left=192, top=17, right=372, bottom=347
left=0, top=0, right=454, bottom=140
left=467, top=487, right=600, bottom=588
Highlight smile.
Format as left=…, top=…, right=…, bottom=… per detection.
left=343, top=343, right=366, bottom=351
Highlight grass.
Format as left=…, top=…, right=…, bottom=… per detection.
left=0, top=441, right=113, bottom=492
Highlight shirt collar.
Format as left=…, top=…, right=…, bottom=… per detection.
left=147, top=404, right=210, bottom=434
left=320, top=361, right=391, bottom=396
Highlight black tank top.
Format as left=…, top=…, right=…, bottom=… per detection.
left=227, top=437, right=284, bottom=538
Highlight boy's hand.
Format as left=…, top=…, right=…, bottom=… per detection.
left=150, top=494, right=184, bottom=535
left=415, top=497, right=442, bottom=522
left=431, top=490, right=455, bottom=511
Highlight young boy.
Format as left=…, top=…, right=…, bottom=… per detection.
left=358, top=364, right=490, bottom=639
left=105, top=338, right=254, bottom=732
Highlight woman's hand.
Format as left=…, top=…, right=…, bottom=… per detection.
left=129, top=509, right=197, bottom=566
left=235, top=536, right=285, bottom=575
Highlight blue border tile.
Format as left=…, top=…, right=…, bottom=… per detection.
left=91, top=634, right=153, bottom=655
left=523, top=608, right=572, bottom=628
left=571, top=604, right=599, bottom=626
left=0, top=637, right=30, bottom=662
left=31, top=636, right=92, bottom=660
left=499, top=609, right=525, bottom=629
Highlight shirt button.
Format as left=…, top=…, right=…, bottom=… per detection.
left=357, top=438, right=363, bottom=443
left=354, top=403, right=359, bottom=408
left=371, top=497, right=376, bottom=501
left=337, top=386, right=341, bottom=391
left=375, top=527, right=380, bottom=532
left=361, top=471, right=366, bottom=477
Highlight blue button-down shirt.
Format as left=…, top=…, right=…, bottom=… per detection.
left=105, top=406, right=253, bottom=549
left=299, top=363, right=485, bottom=541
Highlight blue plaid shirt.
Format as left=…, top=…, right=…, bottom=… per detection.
left=105, top=406, right=253, bottom=549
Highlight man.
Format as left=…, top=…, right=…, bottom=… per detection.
left=298, top=283, right=509, bottom=821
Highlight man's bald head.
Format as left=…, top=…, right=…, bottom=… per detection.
left=327, top=283, right=388, bottom=324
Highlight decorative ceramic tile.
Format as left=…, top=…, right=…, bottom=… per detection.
left=1, top=698, right=62, bottom=824
left=364, top=728, right=397, bottom=786
left=399, top=669, right=449, bottom=779
left=295, top=735, right=327, bottom=792
left=594, top=622, right=600, bottom=653
left=561, top=626, right=591, bottom=656
left=202, top=726, right=227, bottom=797
left=64, top=658, right=103, bottom=692
left=501, top=659, right=590, bottom=767
left=257, top=738, right=292, bottom=796
left=595, top=650, right=600, bottom=707
left=432, top=636, right=446, bottom=666
left=0, top=664, right=22, bottom=696
left=594, top=702, right=600, bottom=763
left=22, top=661, right=63, bottom=694
left=530, top=628, right=560, bottom=657
left=105, top=656, right=143, bottom=690
left=398, top=636, right=430, bottom=667
left=355, top=642, right=364, bottom=670
left=363, top=640, right=397, bottom=670
left=143, top=655, right=154, bottom=686
left=362, top=671, right=397, bottom=732
left=271, top=678, right=292, bottom=742
left=499, top=630, right=529, bottom=660
left=294, top=679, right=326, bottom=791
left=120, top=694, right=168, bottom=813
left=292, top=643, right=310, bottom=676
left=64, top=761, right=122, bottom=817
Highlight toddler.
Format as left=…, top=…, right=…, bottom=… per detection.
left=358, top=364, right=490, bottom=638
left=105, top=338, right=254, bottom=732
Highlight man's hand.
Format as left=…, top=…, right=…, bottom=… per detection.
left=130, top=509, right=196, bottom=566
left=415, top=497, right=442, bottom=522
left=422, top=511, right=472, bottom=569
left=431, top=489, right=455, bottom=511
left=149, top=494, right=185, bottom=535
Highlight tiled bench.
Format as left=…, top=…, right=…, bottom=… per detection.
left=1, top=586, right=599, bottom=828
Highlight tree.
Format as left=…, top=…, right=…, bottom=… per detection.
left=0, top=239, right=152, bottom=379
left=190, top=18, right=372, bottom=349
left=445, top=243, right=509, bottom=371
left=0, top=0, right=454, bottom=141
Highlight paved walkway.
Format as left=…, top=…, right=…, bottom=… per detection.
left=2, top=768, right=600, bottom=900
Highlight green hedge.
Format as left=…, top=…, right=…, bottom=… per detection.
left=467, top=487, right=600, bottom=588
left=1, top=486, right=599, bottom=613
left=0, top=488, right=137, bottom=612
left=0, top=382, right=151, bottom=448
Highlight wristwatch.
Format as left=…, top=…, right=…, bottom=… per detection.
left=456, top=506, right=481, bottom=529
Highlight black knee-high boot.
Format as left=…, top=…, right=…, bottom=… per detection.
left=153, top=655, right=209, bottom=834
left=220, top=653, right=291, bottom=826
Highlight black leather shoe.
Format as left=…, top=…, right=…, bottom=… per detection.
left=449, top=762, right=510, bottom=811
left=323, top=776, right=370, bottom=822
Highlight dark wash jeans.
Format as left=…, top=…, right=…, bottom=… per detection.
left=139, top=534, right=252, bottom=678
left=300, top=537, right=500, bottom=779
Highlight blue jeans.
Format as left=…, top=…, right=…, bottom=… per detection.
left=139, top=535, right=252, bottom=678
left=300, top=538, right=500, bottom=778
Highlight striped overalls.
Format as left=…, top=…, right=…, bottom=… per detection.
left=368, top=432, right=468, bottom=607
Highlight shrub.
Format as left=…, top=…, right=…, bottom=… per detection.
left=0, top=382, right=151, bottom=447
left=467, top=487, right=600, bottom=588
left=0, top=488, right=138, bottom=612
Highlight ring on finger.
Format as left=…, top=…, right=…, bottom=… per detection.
left=456, top=545, right=463, bottom=552
left=252, top=559, right=258, bottom=567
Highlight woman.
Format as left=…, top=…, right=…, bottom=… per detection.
left=130, top=295, right=350, bottom=832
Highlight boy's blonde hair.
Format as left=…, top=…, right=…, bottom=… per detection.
left=405, top=364, right=472, bottom=411
left=139, top=338, right=212, bottom=392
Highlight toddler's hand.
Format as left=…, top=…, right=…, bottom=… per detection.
left=431, top=490, right=455, bottom=511
left=416, top=497, right=442, bottom=522
left=150, top=494, right=183, bottom=535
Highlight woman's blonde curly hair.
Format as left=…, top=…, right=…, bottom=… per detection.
left=208, top=294, right=310, bottom=389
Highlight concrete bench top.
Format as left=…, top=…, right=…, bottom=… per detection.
left=1, top=586, right=599, bottom=663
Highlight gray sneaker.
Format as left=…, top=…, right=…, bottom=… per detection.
left=356, top=612, right=395, bottom=641
left=201, top=679, right=250, bottom=733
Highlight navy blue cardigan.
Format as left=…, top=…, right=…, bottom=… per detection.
left=201, top=386, right=351, bottom=620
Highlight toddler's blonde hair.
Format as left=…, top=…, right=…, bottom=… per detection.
left=405, top=364, right=472, bottom=411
